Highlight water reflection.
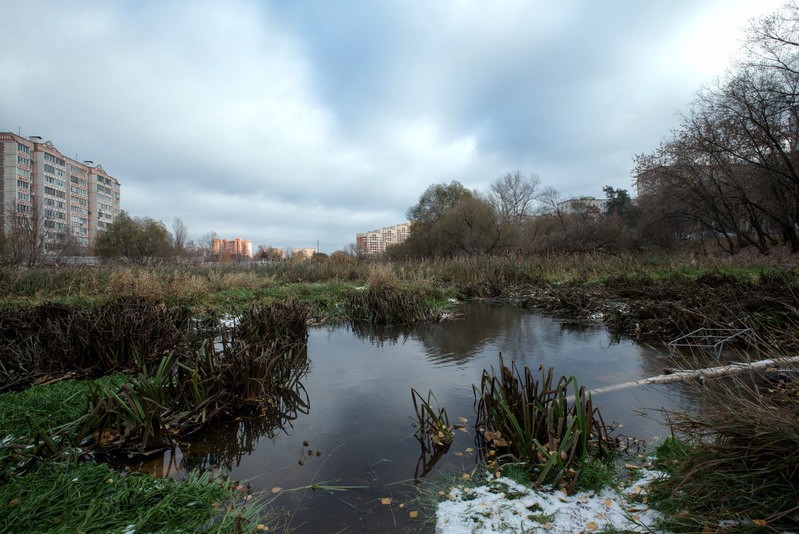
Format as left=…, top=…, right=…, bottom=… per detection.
left=152, top=301, right=706, bottom=532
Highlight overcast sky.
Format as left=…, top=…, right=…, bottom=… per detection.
left=0, top=0, right=785, bottom=252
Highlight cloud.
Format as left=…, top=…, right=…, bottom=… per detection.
left=0, top=0, right=786, bottom=251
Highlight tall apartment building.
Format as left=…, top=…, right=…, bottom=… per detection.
left=212, top=238, right=253, bottom=258
left=0, top=132, right=121, bottom=253
left=356, top=222, right=410, bottom=255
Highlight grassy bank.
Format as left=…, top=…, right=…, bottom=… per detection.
left=0, top=376, right=268, bottom=533
left=1, top=253, right=797, bottom=531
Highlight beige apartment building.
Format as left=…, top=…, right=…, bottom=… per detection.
left=290, top=247, right=316, bottom=261
left=0, top=132, right=121, bottom=253
left=212, top=238, right=253, bottom=258
left=356, top=222, right=410, bottom=255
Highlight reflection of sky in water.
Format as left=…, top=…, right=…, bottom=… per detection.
left=167, top=302, right=699, bottom=532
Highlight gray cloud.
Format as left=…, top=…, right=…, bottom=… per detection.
left=0, top=0, right=784, bottom=252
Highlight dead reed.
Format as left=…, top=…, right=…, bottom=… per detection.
left=649, top=370, right=799, bottom=531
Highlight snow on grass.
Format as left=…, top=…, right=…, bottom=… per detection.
left=436, top=469, right=664, bottom=533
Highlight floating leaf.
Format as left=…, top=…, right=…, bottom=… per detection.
left=465, top=447, right=474, bottom=453
left=454, top=452, right=464, bottom=456
left=458, top=417, right=468, bottom=423
left=271, top=487, right=282, bottom=494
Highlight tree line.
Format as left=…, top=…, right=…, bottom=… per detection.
left=385, top=174, right=646, bottom=258
left=634, top=1, right=799, bottom=256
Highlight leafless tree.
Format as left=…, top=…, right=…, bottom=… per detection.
left=173, top=217, right=188, bottom=255
left=488, top=171, right=542, bottom=223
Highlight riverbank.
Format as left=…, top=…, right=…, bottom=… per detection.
left=0, top=254, right=797, bottom=531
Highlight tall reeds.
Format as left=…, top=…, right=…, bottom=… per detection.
left=650, top=369, right=799, bottom=531
left=474, top=356, right=611, bottom=488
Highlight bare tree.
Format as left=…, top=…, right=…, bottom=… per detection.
left=173, top=217, right=187, bottom=256
left=488, top=171, right=542, bottom=223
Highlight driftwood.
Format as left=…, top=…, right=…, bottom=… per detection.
left=586, top=355, right=799, bottom=396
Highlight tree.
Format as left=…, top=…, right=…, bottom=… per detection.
left=95, top=211, right=174, bottom=264
left=635, top=2, right=799, bottom=254
left=172, top=217, right=187, bottom=256
left=488, top=171, right=542, bottom=223
left=400, top=181, right=509, bottom=257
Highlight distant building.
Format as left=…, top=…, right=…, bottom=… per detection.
left=212, top=238, right=252, bottom=258
left=0, top=132, right=121, bottom=253
left=556, top=197, right=608, bottom=216
left=356, top=222, right=410, bottom=255
left=291, top=247, right=316, bottom=260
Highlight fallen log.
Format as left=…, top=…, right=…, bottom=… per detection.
left=587, top=355, right=799, bottom=396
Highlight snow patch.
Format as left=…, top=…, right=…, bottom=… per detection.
left=436, top=470, right=664, bottom=533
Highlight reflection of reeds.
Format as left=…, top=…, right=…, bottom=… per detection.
left=474, top=355, right=611, bottom=488
left=88, top=302, right=311, bottom=455
left=650, top=369, right=799, bottom=531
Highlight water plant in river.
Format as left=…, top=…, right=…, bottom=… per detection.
left=473, top=356, right=612, bottom=489
left=648, top=369, right=799, bottom=532
left=412, top=388, right=454, bottom=448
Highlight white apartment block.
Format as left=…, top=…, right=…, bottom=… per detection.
left=0, top=132, right=121, bottom=253
left=356, top=222, right=410, bottom=255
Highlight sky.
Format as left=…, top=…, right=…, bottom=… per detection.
left=0, top=0, right=786, bottom=253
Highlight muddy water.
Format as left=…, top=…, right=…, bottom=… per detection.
left=136, top=302, right=696, bottom=532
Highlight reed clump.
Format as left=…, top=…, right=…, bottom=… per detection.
left=473, top=356, right=612, bottom=490
left=649, top=370, right=799, bottom=532
left=346, top=277, right=445, bottom=325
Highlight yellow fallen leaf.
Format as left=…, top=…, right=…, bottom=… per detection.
left=462, top=473, right=471, bottom=479
left=399, top=503, right=405, bottom=509
left=604, top=498, right=613, bottom=508
left=271, top=487, right=282, bottom=494
left=9, top=498, right=20, bottom=506
left=624, top=463, right=642, bottom=470
left=256, top=525, right=269, bottom=531
left=438, top=490, right=446, bottom=496
left=380, top=498, right=391, bottom=505
left=495, top=471, right=501, bottom=478
left=465, top=448, right=474, bottom=453
left=409, top=510, right=419, bottom=519
left=597, top=513, right=605, bottom=519
left=544, top=522, right=553, bottom=529
left=586, top=521, right=598, bottom=531
left=578, top=495, right=588, bottom=503
left=752, top=519, right=768, bottom=526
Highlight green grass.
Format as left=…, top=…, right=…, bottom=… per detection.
left=0, top=376, right=123, bottom=475
left=0, top=461, right=264, bottom=534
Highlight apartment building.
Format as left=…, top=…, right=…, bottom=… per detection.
left=290, top=247, right=316, bottom=261
left=356, top=222, right=410, bottom=255
left=0, top=132, right=121, bottom=253
left=212, top=238, right=253, bottom=258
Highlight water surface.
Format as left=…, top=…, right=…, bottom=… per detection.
left=138, top=302, right=696, bottom=532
